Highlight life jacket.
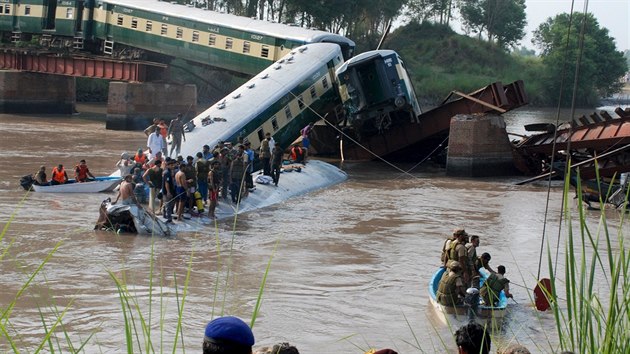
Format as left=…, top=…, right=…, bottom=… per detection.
left=480, top=273, right=509, bottom=305
left=75, top=164, right=89, bottom=180
left=290, top=146, right=304, bottom=162
left=441, top=238, right=453, bottom=263
left=436, top=271, right=461, bottom=306
left=158, top=123, right=168, bottom=138
left=134, top=153, right=147, bottom=165
left=449, top=241, right=464, bottom=263
left=52, top=167, right=66, bottom=183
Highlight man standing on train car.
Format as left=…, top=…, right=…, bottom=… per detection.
left=300, top=122, right=314, bottom=163
left=168, top=114, right=186, bottom=158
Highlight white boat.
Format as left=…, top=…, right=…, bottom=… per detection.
left=428, top=267, right=508, bottom=329
left=32, top=176, right=121, bottom=193
left=96, top=199, right=174, bottom=237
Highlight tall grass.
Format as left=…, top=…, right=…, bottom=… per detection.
left=544, top=164, right=630, bottom=353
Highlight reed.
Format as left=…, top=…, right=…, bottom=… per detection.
left=544, top=164, right=630, bottom=353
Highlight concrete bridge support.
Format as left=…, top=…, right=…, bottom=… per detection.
left=0, top=71, right=76, bottom=114
left=446, top=113, right=516, bottom=177
left=106, top=82, right=197, bottom=130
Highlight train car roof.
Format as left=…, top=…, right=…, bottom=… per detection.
left=100, top=0, right=354, bottom=46
left=335, top=49, right=398, bottom=74
left=178, top=43, right=343, bottom=157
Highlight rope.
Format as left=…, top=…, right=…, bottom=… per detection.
left=536, top=0, right=579, bottom=281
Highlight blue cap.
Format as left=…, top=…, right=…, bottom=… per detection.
left=204, top=316, right=254, bottom=347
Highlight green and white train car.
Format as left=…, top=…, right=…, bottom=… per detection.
left=0, top=0, right=92, bottom=43
left=92, top=0, right=354, bottom=75
left=177, top=42, right=344, bottom=158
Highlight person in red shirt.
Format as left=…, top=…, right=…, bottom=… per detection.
left=74, top=159, right=95, bottom=182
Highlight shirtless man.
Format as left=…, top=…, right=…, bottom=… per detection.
left=174, top=167, right=189, bottom=220
left=113, top=174, right=139, bottom=206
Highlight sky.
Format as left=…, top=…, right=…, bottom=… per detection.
left=523, top=0, right=629, bottom=52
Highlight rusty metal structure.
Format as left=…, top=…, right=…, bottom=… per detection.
left=513, top=107, right=630, bottom=179
left=0, top=50, right=166, bottom=82
left=314, top=80, right=528, bottom=160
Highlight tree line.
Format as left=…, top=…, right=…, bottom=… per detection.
left=178, top=0, right=627, bottom=106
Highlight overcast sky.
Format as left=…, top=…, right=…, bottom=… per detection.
left=524, top=0, right=629, bottom=52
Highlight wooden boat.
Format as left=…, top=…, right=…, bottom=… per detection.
left=428, top=267, right=508, bottom=328
left=32, top=176, right=121, bottom=193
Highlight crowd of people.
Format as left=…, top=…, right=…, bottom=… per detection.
left=108, top=117, right=318, bottom=222
left=438, top=228, right=514, bottom=307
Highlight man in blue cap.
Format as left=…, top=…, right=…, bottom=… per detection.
left=203, top=316, right=255, bottom=354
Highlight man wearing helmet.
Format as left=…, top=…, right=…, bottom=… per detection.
left=436, top=261, right=466, bottom=306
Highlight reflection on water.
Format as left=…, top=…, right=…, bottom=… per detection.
left=0, top=106, right=627, bottom=352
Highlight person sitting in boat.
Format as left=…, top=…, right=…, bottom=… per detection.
left=289, top=144, right=304, bottom=164
left=74, top=159, right=95, bottom=182
left=113, top=174, right=140, bottom=206
left=51, top=164, right=68, bottom=185
left=455, top=321, right=491, bottom=354
left=436, top=261, right=466, bottom=306
left=480, top=265, right=513, bottom=306
left=33, top=165, right=49, bottom=186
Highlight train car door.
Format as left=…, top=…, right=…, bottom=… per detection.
left=76, top=0, right=85, bottom=32
left=44, top=0, right=58, bottom=30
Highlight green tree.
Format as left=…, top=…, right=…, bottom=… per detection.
left=533, top=12, right=628, bottom=106
left=406, top=0, right=456, bottom=25
left=458, top=0, right=526, bottom=49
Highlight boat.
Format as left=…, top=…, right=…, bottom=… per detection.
left=428, top=267, right=508, bottom=328
left=30, top=176, right=122, bottom=193
left=95, top=198, right=174, bottom=237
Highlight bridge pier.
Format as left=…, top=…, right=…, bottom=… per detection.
left=446, top=113, right=516, bottom=177
left=0, top=71, right=76, bottom=114
left=106, top=82, right=197, bottom=130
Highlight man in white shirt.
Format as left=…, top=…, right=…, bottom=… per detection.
left=147, top=129, right=164, bottom=160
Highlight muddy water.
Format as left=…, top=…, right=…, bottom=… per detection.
left=0, top=106, right=628, bottom=353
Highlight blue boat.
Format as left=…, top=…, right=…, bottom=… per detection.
left=428, top=267, right=508, bottom=328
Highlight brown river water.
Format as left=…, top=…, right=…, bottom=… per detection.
left=0, top=105, right=628, bottom=353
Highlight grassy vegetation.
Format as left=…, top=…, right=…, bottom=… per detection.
left=384, top=22, right=551, bottom=107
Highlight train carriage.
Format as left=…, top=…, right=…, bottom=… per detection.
left=92, top=0, right=354, bottom=75
left=0, top=0, right=18, bottom=36
left=176, top=43, right=345, bottom=159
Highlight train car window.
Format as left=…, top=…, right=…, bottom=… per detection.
left=0, top=6, right=3, bottom=14
left=284, top=106, right=293, bottom=121
left=208, top=34, right=216, bottom=46
left=225, top=38, right=233, bottom=50
left=117, top=15, right=123, bottom=26
left=297, top=95, right=305, bottom=110
left=322, top=77, right=329, bottom=89
left=261, top=45, right=269, bottom=58
left=176, top=27, right=183, bottom=39
left=4, top=4, right=10, bottom=14
left=161, top=24, right=168, bottom=35
left=66, top=8, right=74, bottom=19
left=192, top=31, right=199, bottom=42
left=131, top=18, right=138, bottom=29
left=309, top=85, right=317, bottom=99
left=271, top=117, right=279, bottom=131
left=24, top=6, right=31, bottom=15
left=146, top=21, right=152, bottom=32
left=243, top=41, right=250, bottom=54
left=257, top=129, right=264, bottom=142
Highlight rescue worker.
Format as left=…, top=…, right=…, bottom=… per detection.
left=230, top=149, right=246, bottom=204
left=290, top=144, right=304, bottom=163
left=34, top=165, right=49, bottom=186
left=134, top=148, right=147, bottom=165
left=142, top=159, right=163, bottom=213
left=441, top=229, right=462, bottom=267
left=436, top=261, right=466, bottom=306
left=74, top=159, right=95, bottom=182
left=480, top=265, right=513, bottom=306
left=207, top=160, right=221, bottom=218
left=168, top=113, right=186, bottom=157
left=300, top=122, right=314, bottom=163
left=260, top=133, right=272, bottom=176
left=448, top=229, right=471, bottom=284
left=475, top=252, right=495, bottom=274
left=270, top=144, right=284, bottom=186
left=467, top=235, right=480, bottom=287
left=51, top=164, right=68, bottom=185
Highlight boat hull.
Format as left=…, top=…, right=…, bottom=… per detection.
left=32, top=177, right=121, bottom=193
